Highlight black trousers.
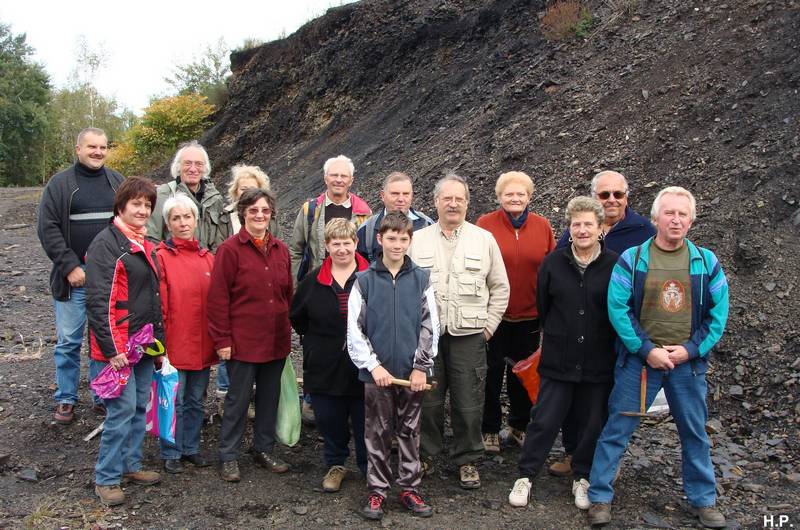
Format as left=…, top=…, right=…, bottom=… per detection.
left=219, top=358, right=285, bottom=462
left=561, top=403, right=581, bottom=454
left=482, top=319, right=540, bottom=433
left=310, top=393, right=367, bottom=474
left=517, top=376, right=612, bottom=480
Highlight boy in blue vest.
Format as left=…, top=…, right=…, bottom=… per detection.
left=347, top=211, right=439, bottom=520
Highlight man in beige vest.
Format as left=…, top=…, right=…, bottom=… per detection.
left=408, top=174, right=509, bottom=490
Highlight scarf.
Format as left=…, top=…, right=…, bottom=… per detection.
left=506, top=209, right=529, bottom=229
left=113, top=216, right=147, bottom=245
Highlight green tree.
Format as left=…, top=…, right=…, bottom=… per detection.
left=0, top=23, right=51, bottom=186
left=165, top=38, right=230, bottom=107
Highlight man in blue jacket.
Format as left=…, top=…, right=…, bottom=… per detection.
left=587, top=186, right=729, bottom=529
left=551, top=170, right=656, bottom=477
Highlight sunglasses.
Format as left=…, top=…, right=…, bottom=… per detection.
left=597, top=190, right=627, bottom=200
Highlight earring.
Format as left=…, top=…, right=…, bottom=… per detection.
left=598, top=232, right=605, bottom=241
left=568, top=236, right=574, bottom=242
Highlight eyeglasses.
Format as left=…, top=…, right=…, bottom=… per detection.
left=596, top=190, right=627, bottom=200
left=438, top=196, right=467, bottom=205
left=182, top=160, right=205, bottom=168
left=246, top=207, right=272, bottom=216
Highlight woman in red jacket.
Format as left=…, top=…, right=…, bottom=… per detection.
left=476, top=171, right=556, bottom=453
left=156, top=193, right=216, bottom=474
left=208, top=188, right=293, bottom=482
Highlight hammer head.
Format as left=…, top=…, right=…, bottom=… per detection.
left=620, top=411, right=652, bottom=417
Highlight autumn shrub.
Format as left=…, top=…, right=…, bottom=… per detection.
left=540, top=1, right=593, bottom=41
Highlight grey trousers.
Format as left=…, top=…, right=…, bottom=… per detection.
left=421, top=332, right=487, bottom=465
left=364, top=383, right=424, bottom=496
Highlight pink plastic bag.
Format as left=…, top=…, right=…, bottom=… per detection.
left=90, top=324, right=155, bottom=400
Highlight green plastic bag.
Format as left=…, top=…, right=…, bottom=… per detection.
left=276, top=359, right=301, bottom=447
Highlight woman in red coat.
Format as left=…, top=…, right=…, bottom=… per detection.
left=476, top=171, right=556, bottom=453
left=156, top=193, right=216, bottom=474
left=208, top=188, right=293, bottom=482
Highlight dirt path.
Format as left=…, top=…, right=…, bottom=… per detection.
left=0, top=187, right=796, bottom=529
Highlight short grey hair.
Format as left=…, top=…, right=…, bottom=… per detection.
left=76, top=127, right=107, bottom=145
left=651, top=186, right=697, bottom=222
left=565, top=196, right=605, bottom=225
left=323, top=155, right=354, bottom=176
left=170, top=140, right=211, bottom=180
left=433, top=173, right=470, bottom=201
left=590, top=170, right=629, bottom=197
left=162, top=193, right=198, bottom=225
left=383, top=171, right=413, bottom=190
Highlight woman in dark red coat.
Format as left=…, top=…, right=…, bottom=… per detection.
left=208, top=188, right=293, bottom=482
left=156, top=193, right=216, bottom=474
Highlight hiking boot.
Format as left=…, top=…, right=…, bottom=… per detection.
left=54, top=403, right=74, bottom=425
left=163, top=459, right=184, bottom=474
left=92, top=403, right=107, bottom=417
left=322, top=465, right=346, bottom=492
left=459, top=463, right=481, bottom=490
left=122, top=470, right=161, bottom=485
left=220, top=460, right=240, bottom=482
left=572, top=478, right=590, bottom=510
left=689, top=505, right=727, bottom=528
left=548, top=455, right=572, bottom=477
left=95, top=484, right=125, bottom=506
left=482, top=432, right=500, bottom=453
left=400, top=490, right=433, bottom=517
left=253, top=451, right=289, bottom=473
left=301, top=401, right=316, bottom=426
left=508, top=427, right=526, bottom=447
left=587, top=503, right=611, bottom=526
left=361, top=493, right=385, bottom=520
left=181, top=453, right=211, bottom=467
left=508, top=477, right=532, bottom=507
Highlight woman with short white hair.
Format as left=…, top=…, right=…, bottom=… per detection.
left=156, top=193, right=217, bottom=474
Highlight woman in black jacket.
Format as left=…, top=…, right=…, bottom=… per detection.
left=86, top=177, right=165, bottom=507
left=507, top=196, right=619, bottom=511
left=289, top=218, right=369, bottom=493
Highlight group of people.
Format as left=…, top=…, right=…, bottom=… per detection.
left=37, top=127, right=729, bottom=528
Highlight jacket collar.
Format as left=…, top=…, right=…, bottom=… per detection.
left=314, top=191, right=371, bottom=216
left=157, top=237, right=207, bottom=256
left=316, top=253, right=369, bottom=286
left=371, top=254, right=414, bottom=276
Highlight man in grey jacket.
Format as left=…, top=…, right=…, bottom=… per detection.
left=37, top=127, right=124, bottom=424
left=146, top=141, right=231, bottom=251
left=408, top=174, right=510, bottom=490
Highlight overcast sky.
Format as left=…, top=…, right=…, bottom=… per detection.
left=1, top=1, right=354, bottom=113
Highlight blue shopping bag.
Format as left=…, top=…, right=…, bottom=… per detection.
left=146, top=357, right=179, bottom=444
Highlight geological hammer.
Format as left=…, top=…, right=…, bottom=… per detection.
left=620, top=367, right=654, bottom=417
left=391, top=378, right=437, bottom=391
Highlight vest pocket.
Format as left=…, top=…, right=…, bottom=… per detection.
left=457, top=275, right=485, bottom=296
left=458, top=307, right=488, bottom=330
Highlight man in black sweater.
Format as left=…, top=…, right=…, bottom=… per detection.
left=37, top=127, right=124, bottom=425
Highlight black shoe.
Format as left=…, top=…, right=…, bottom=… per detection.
left=181, top=453, right=211, bottom=467
left=252, top=451, right=289, bottom=473
left=400, top=490, right=433, bottom=517
left=163, top=459, right=184, bottom=474
left=361, top=493, right=385, bottom=520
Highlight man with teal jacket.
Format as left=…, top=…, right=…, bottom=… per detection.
left=587, top=186, right=729, bottom=529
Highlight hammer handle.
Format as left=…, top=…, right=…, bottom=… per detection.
left=391, top=378, right=432, bottom=391
left=639, top=367, right=647, bottom=415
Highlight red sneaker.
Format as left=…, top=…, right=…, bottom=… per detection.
left=361, top=493, right=385, bottom=520
left=400, top=490, right=433, bottom=517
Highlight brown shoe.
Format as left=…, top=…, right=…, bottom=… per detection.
left=459, top=463, right=481, bottom=490
left=95, top=484, right=125, bottom=506
left=221, top=460, right=240, bottom=482
left=508, top=427, right=526, bottom=447
left=54, top=403, right=74, bottom=425
left=322, top=465, right=346, bottom=492
left=253, top=451, right=289, bottom=473
left=548, top=455, right=572, bottom=477
left=482, top=433, right=500, bottom=453
left=689, top=505, right=727, bottom=528
left=587, top=503, right=611, bottom=526
left=122, top=470, right=161, bottom=485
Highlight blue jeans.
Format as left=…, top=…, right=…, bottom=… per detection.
left=161, top=368, right=210, bottom=460
left=53, top=287, right=99, bottom=405
left=216, top=361, right=229, bottom=392
left=93, top=356, right=155, bottom=486
left=588, top=356, right=716, bottom=508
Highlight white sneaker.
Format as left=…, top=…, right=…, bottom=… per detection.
left=508, top=477, right=531, bottom=507
left=572, top=478, right=590, bottom=510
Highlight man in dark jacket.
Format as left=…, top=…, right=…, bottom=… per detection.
left=37, top=127, right=124, bottom=425
left=551, top=170, right=656, bottom=477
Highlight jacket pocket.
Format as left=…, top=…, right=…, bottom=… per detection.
left=474, top=365, right=488, bottom=392
left=464, top=254, right=483, bottom=271
left=457, top=275, right=485, bottom=296
left=414, top=253, right=435, bottom=269
left=457, top=307, right=488, bottom=330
